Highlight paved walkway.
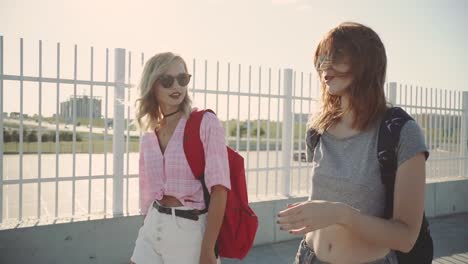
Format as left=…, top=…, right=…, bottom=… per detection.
left=223, top=213, right=468, bottom=264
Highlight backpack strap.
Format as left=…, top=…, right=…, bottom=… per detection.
left=183, top=108, right=219, bottom=257
left=184, top=109, right=215, bottom=179
left=306, top=128, right=321, bottom=162
left=377, top=107, right=413, bottom=219
left=379, top=107, right=433, bottom=262
left=183, top=108, right=216, bottom=206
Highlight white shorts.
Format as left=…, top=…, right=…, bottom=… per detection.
left=131, top=202, right=213, bottom=264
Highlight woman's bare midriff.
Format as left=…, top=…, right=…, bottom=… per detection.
left=157, top=195, right=183, bottom=207
left=305, top=225, right=390, bottom=264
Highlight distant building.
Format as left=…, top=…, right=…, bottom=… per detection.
left=60, top=95, right=102, bottom=121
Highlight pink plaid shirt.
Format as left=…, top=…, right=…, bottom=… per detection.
left=139, top=112, right=231, bottom=215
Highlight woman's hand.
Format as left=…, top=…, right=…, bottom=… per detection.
left=199, top=248, right=217, bottom=264
left=277, top=200, right=348, bottom=235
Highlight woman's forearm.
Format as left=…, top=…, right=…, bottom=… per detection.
left=202, top=186, right=228, bottom=251
left=339, top=204, right=420, bottom=253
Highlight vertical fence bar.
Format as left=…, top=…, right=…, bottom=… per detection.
left=192, top=59, right=196, bottom=100
left=113, top=48, right=126, bottom=216
left=0, top=36, right=3, bottom=222
left=126, top=51, right=132, bottom=214
left=420, top=86, right=427, bottom=173
left=204, top=60, right=207, bottom=109
left=448, top=91, right=452, bottom=171
left=424, top=86, right=428, bottom=153
left=236, top=64, right=241, bottom=152
left=226, top=62, right=229, bottom=144
left=215, top=61, right=219, bottom=115
left=275, top=69, right=281, bottom=195
left=448, top=91, right=456, bottom=175
left=436, top=88, right=441, bottom=175
left=306, top=72, right=312, bottom=193
left=457, top=91, right=462, bottom=177
left=265, top=68, right=271, bottom=196
left=443, top=89, right=448, bottom=175
left=385, top=82, right=389, bottom=98
left=417, top=87, right=422, bottom=154
left=406, top=84, right=409, bottom=112
left=72, top=45, right=77, bottom=216
left=409, top=84, right=413, bottom=116
left=437, top=88, right=442, bottom=177
left=461, top=91, right=468, bottom=177
left=104, top=48, right=109, bottom=215
left=246, top=65, right=252, bottom=185
left=136, top=52, right=144, bottom=213
left=290, top=71, right=299, bottom=194
left=88, top=47, right=94, bottom=215
left=55, top=43, right=60, bottom=218
left=298, top=72, right=304, bottom=194
left=291, top=71, right=296, bottom=194
left=282, top=68, right=293, bottom=197
left=429, top=87, right=435, bottom=150
left=436, top=89, right=441, bottom=174
left=256, top=67, right=261, bottom=196
left=458, top=91, right=462, bottom=177
left=430, top=87, right=435, bottom=177
left=432, top=87, right=437, bottom=175
left=19, top=38, right=24, bottom=220
left=417, top=86, right=422, bottom=136
left=453, top=91, right=463, bottom=175
left=37, top=40, right=43, bottom=218
left=388, top=82, right=397, bottom=105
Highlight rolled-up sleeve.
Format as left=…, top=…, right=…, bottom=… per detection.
left=397, top=120, right=429, bottom=167
left=200, top=112, right=231, bottom=193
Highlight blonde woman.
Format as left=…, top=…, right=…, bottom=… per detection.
left=130, top=52, right=230, bottom=264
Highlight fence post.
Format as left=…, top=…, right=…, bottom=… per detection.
left=113, top=49, right=125, bottom=216
left=0, top=36, right=3, bottom=223
left=388, top=82, right=397, bottom=105
left=461, top=91, right=468, bottom=177
left=282, top=69, right=293, bottom=197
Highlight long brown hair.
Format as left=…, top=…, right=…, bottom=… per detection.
left=309, top=22, right=388, bottom=132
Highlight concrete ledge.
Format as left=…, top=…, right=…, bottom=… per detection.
left=425, top=177, right=468, bottom=217
left=1, top=178, right=467, bottom=264
left=0, top=215, right=142, bottom=264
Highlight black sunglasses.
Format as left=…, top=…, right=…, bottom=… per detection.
left=157, top=73, right=192, bottom=89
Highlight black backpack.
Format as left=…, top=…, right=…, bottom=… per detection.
left=306, top=107, right=433, bottom=264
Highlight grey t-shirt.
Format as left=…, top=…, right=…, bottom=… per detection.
left=309, top=120, right=428, bottom=216
left=308, top=120, right=428, bottom=264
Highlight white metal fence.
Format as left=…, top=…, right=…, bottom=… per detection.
left=1, top=37, right=468, bottom=225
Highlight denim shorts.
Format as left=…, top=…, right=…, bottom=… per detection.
left=294, top=239, right=398, bottom=264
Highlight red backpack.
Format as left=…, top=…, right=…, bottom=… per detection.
left=183, top=109, right=258, bottom=260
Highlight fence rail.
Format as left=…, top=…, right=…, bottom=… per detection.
left=1, top=36, right=467, bottom=225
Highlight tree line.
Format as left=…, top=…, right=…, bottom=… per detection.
left=3, top=129, right=82, bottom=143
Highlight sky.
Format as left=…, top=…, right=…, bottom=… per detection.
left=1, top=0, right=467, bottom=118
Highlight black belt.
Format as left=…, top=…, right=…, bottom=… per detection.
left=153, top=202, right=207, bottom=221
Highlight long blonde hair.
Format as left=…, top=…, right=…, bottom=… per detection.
left=135, top=52, right=192, bottom=131
left=308, top=22, right=388, bottom=133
